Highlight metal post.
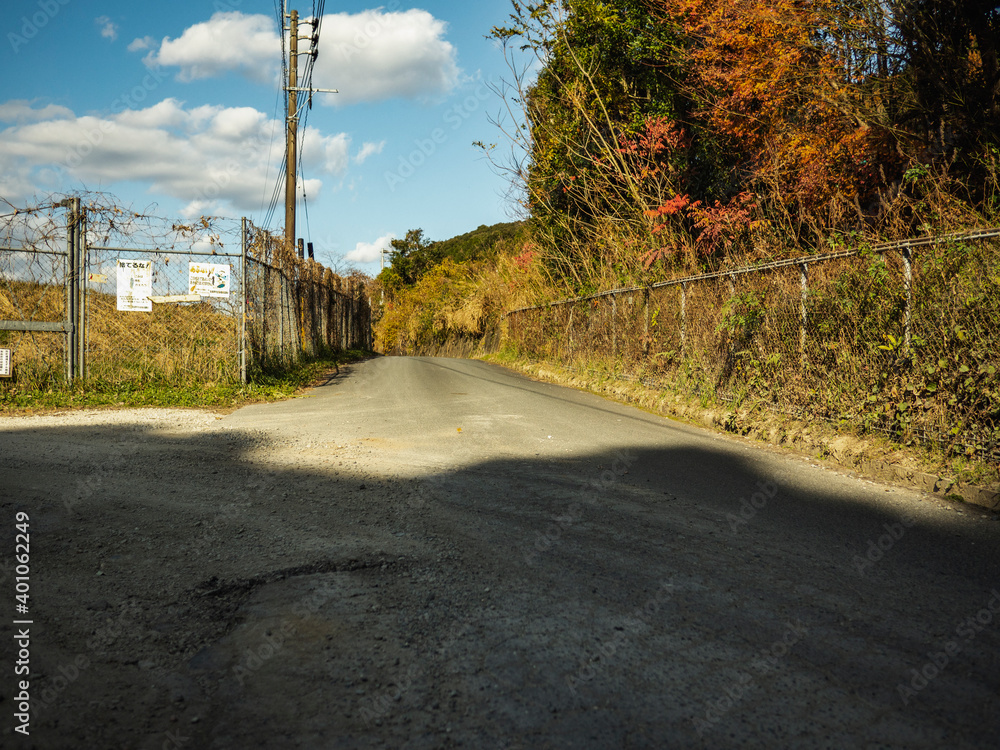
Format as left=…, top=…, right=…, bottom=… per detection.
left=65, top=201, right=76, bottom=381
left=799, top=263, right=809, bottom=361
left=279, top=274, right=285, bottom=359
left=568, top=307, right=574, bottom=359
left=342, top=282, right=348, bottom=349
left=680, top=282, right=687, bottom=352
left=611, top=295, right=617, bottom=358
left=644, top=288, right=652, bottom=360
left=902, top=247, right=912, bottom=351
left=241, top=217, right=248, bottom=384
left=76, top=199, right=86, bottom=380
left=644, top=289, right=650, bottom=339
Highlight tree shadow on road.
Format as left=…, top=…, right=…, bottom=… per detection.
left=1, top=419, right=998, bottom=749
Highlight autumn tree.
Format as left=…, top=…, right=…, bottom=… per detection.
left=489, top=0, right=706, bottom=282
left=485, top=0, right=1000, bottom=284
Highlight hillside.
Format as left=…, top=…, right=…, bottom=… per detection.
left=373, top=0, right=1000, bottom=484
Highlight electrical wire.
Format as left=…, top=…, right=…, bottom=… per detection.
left=262, top=153, right=287, bottom=230
left=257, top=85, right=284, bottom=221
left=297, top=0, right=327, bottom=246
left=263, top=0, right=327, bottom=238
left=260, top=0, right=290, bottom=233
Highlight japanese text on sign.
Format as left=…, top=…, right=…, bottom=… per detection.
left=188, top=263, right=230, bottom=298
left=116, top=260, right=152, bottom=312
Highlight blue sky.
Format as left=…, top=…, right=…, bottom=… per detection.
left=0, top=0, right=525, bottom=273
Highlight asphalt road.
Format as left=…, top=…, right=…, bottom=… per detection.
left=2, top=356, right=999, bottom=749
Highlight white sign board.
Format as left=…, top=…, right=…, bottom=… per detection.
left=189, top=263, right=230, bottom=298
left=150, top=294, right=202, bottom=304
left=117, top=260, right=153, bottom=312
left=0, top=348, right=11, bottom=378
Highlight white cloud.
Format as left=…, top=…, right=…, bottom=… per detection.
left=128, top=36, right=156, bottom=52
left=140, top=10, right=459, bottom=103
left=355, top=141, right=385, bottom=164
left=96, top=16, right=119, bottom=42
left=346, top=233, right=394, bottom=264
left=144, top=12, right=280, bottom=85
left=315, top=10, right=460, bottom=104
left=0, top=99, right=354, bottom=217
left=0, top=100, right=73, bottom=124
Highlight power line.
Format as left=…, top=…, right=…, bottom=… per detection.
left=258, top=85, right=284, bottom=221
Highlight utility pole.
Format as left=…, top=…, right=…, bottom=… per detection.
left=284, top=8, right=299, bottom=252
left=283, top=5, right=337, bottom=252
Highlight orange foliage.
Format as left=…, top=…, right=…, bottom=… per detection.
left=656, top=0, right=898, bottom=216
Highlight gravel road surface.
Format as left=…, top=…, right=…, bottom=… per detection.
left=1, top=356, right=998, bottom=749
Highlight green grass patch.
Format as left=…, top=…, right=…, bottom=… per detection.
left=0, top=349, right=374, bottom=414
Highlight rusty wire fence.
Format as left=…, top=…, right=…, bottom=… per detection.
left=84, top=207, right=246, bottom=386
left=501, top=229, right=1000, bottom=460
left=244, top=219, right=372, bottom=373
left=0, top=197, right=372, bottom=392
left=0, top=202, right=72, bottom=388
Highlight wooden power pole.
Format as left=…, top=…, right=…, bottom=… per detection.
left=283, top=6, right=337, bottom=252
left=284, top=8, right=299, bottom=252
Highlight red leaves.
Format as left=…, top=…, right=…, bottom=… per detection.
left=641, top=248, right=672, bottom=269
left=514, top=247, right=538, bottom=270
left=642, top=191, right=758, bottom=267
left=645, top=194, right=697, bottom=222
left=618, top=117, right=690, bottom=159
left=689, top=192, right=759, bottom=253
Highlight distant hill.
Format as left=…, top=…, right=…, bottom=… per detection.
left=380, top=221, right=526, bottom=290
left=428, top=221, right=524, bottom=264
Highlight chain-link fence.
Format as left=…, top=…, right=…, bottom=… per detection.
left=244, top=220, right=372, bottom=373
left=84, top=208, right=246, bottom=386
left=0, top=197, right=372, bottom=391
left=501, top=230, right=1000, bottom=460
left=0, top=202, right=73, bottom=388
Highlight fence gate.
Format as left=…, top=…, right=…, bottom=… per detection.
left=0, top=198, right=85, bottom=385
left=3, top=198, right=373, bottom=390
left=83, top=210, right=247, bottom=387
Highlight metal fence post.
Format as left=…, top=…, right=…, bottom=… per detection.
left=77, top=202, right=87, bottom=380
left=902, top=247, right=912, bottom=351
left=680, top=282, right=687, bottom=352
left=567, top=306, right=574, bottom=359
left=64, top=200, right=76, bottom=381
left=611, top=295, right=617, bottom=358
left=279, top=274, right=285, bottom=360
left=799, top=262, right=809, bottom=361
left=643, top=288, right=651, bottom=360
left=241, top=217, right=248, bottom=384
